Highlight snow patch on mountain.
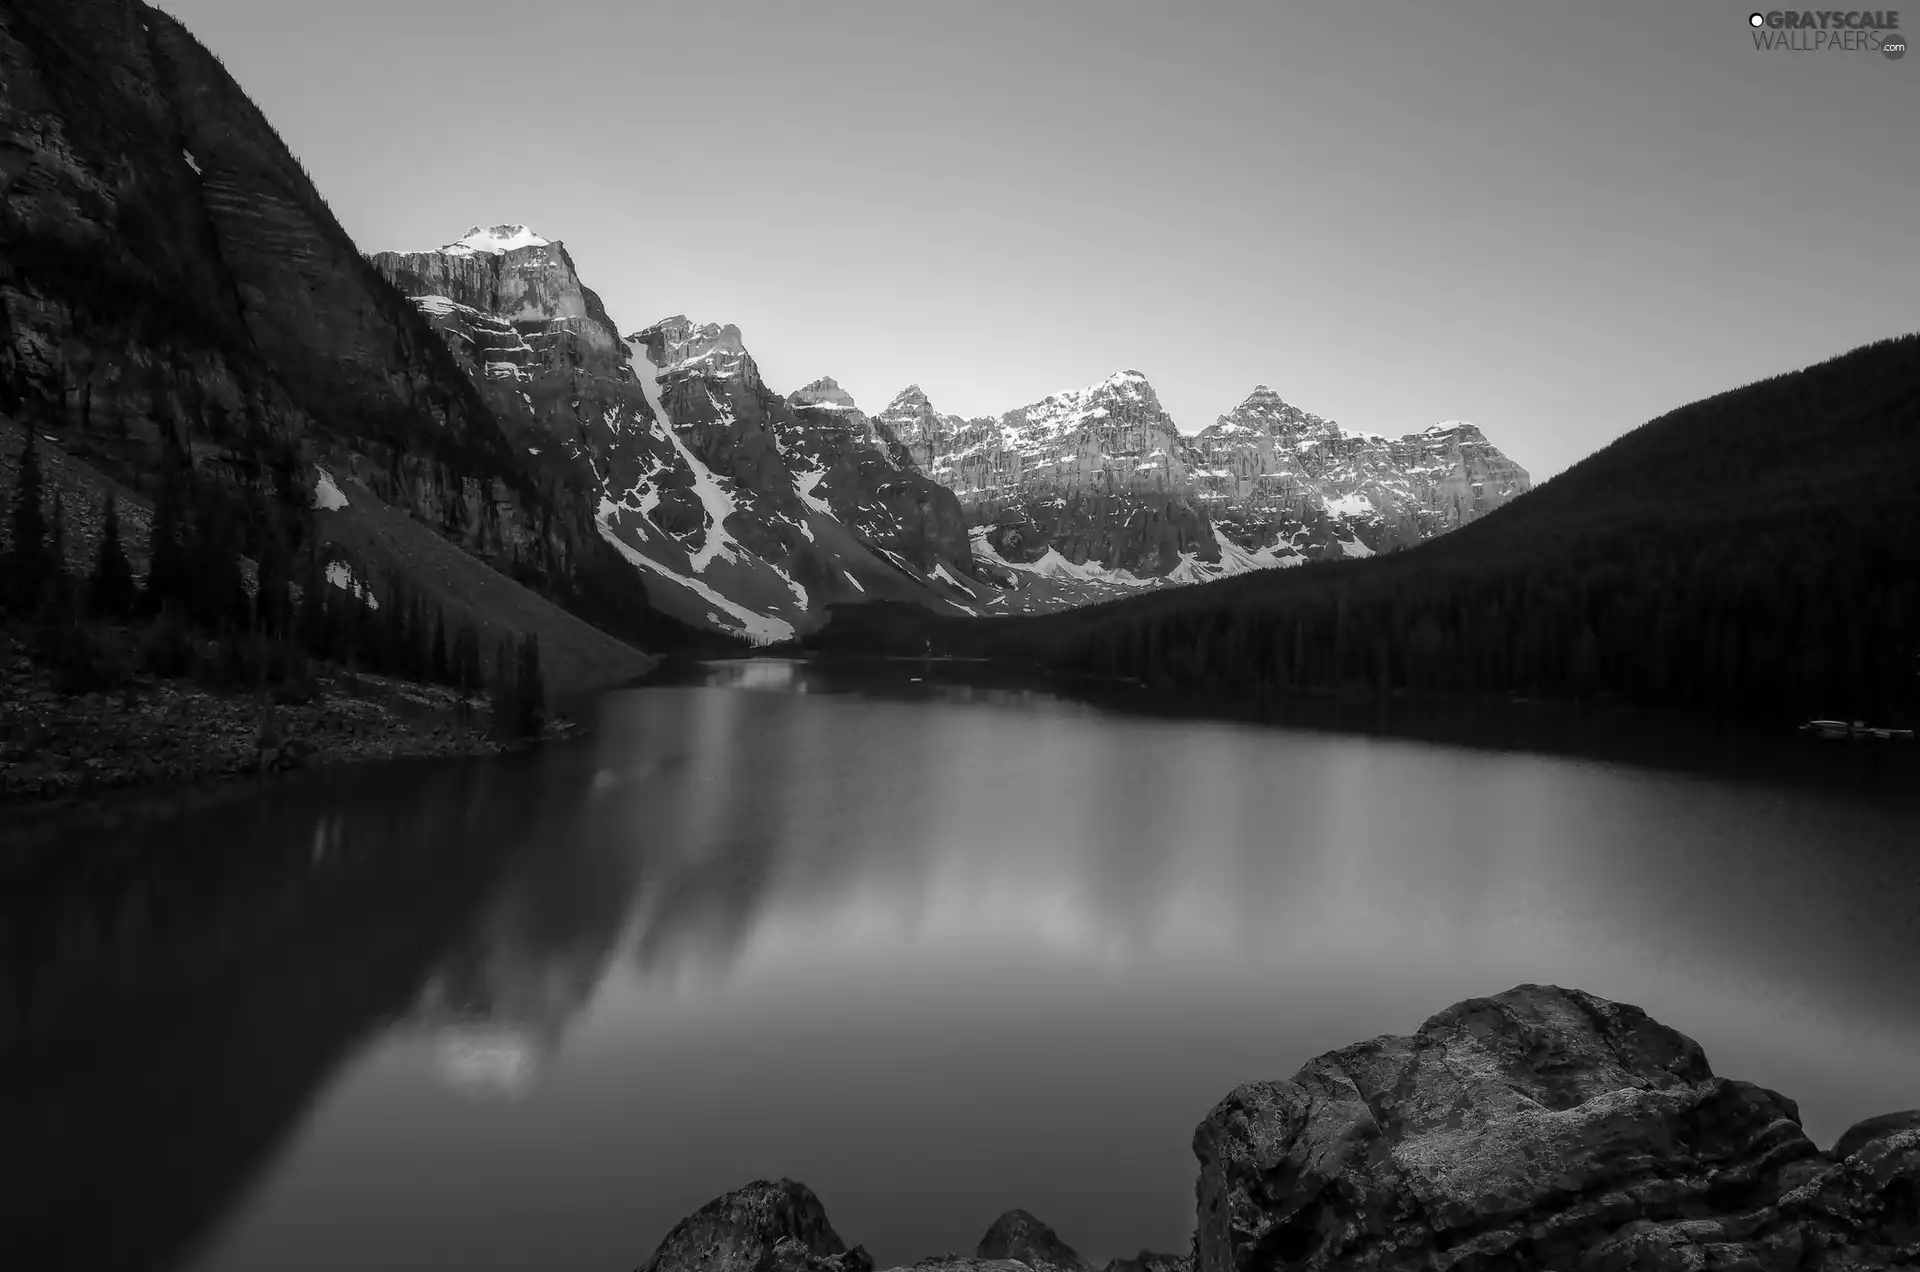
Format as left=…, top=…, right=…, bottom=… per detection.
left=312, top=469, right=348, bottom=512
left=324, top=561, right=379, bottom=609
left=593, top=513, right=792, bottom=644
left=439, top=224, right=551, bottom=257
left=794, top=467, right=833, bottom=516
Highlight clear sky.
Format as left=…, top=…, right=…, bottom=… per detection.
left=157, top=0, right=1916, bottom=480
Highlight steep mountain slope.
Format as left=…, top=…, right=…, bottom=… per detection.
left=0, top=0, right=667, bottom=672
left=876, top=373, right=1217, bottom=576
left=1192, top=385, right=1530, bottom=553
left=607, top=316, right=985, bottom=638
left=813, top=335, right=1920, bottom=726
left=368, top=222, right=991, bottom=642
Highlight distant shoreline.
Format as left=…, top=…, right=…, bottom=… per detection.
left=0, top=628, right=592, bottom=836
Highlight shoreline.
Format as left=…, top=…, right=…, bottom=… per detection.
left=0, top=629, right=585, bottom=834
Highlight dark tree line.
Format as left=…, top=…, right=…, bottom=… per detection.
left=810, top=334, right=1920, bottom=727
left=3, top=434, right=545, bottom=735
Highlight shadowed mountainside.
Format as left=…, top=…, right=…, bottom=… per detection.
left=801, top=334, right=1920, bottom=727
left=0, top=0, right=700, bottom=670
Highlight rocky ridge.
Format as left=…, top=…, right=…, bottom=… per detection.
left=0, top=0, right=668, bottom=663
left=874, top=376, right=1530, bottom=601
left=1192, top=385, right=1532, bottom=556
left=633, top=986, right=1919, bottom=1272
left=369, top=220, right=987, bottom=642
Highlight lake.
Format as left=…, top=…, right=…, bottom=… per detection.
left=4, top=659, right=1918, bottom=1272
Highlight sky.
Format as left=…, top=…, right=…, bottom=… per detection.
left=157, top=0, right=1916, bottom=481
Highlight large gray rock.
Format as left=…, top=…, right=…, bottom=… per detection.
left=634, top=1179, right=872, bottom=1272
left=1191, top=983, right=1920, bottom=1271
left=974, top=1208, right=1094, bottom=1271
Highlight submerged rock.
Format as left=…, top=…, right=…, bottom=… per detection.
left=1190, top=983, right=1920, bottom=1271
left=974, top=1209, right=1094, bottom=1272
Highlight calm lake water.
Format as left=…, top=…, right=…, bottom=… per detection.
left=4, top=659, right=1918, bottom=1272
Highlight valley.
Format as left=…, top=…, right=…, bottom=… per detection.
left=2, top=2, right=1917, bottom=1271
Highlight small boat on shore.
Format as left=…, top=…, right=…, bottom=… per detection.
left=1799, top=718, right=1916, bottom=740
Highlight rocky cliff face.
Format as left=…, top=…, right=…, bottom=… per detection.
left=872, top=376, right=1528, bottom=608
left=632, top=986, right=1919, bottom=1272
left=606, top=316, right=985, bottom=639
left=779, top=376, right=973, bottom=578
left=0, top=0, right=664, bottom=650
left=368, top=221, right=987, bottom=642
left=875, top=375, right=1222, bottom=582
left=1193, top=385, right=1531, bottom=556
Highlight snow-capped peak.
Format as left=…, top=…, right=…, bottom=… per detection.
left=439, top=224, right=552, bottom=257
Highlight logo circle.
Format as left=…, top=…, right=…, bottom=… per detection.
left=1885, top=33, right=1908, bottom=59
left=1749, top=12, right=1765, bottom=26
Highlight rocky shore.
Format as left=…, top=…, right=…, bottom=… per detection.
left=0, top=629, right=574, bottom=815
left=634, top=987, right=1919, bottom=1272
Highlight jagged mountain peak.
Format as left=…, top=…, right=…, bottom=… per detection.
left=1212, top=384, right=1342, bottom=440
left=633, top=316, right=755, bottom=380
left=789, top=377, right=859, bottom=411
left=1028, top=368, right=1167, bottom=417
left=439, top=224, right=553, bottom=257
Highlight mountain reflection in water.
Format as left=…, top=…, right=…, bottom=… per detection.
left=2, top=659, right=1916, bottom=1272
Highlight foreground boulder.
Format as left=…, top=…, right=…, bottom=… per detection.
left=635, top=1179, right=872, bottom=1272
left=1192, top=983, right=1920, bottom=1271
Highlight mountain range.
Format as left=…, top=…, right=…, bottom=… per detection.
left=802, top=333, right=1920, bottom=726
left=365, top=222, right=1531, bottom=643
left=7, top=0, right=1723, bottom=680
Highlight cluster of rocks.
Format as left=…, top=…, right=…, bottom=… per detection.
left=635, top=986, right=1919, bottom=1272
left=633, top=1181, right=1187, bottom=1272
left=0, top=633, right=557, bottom=809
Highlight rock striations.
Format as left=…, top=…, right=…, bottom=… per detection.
left=634, top=987, right=1919, bottom=1272
left=5, top=0, right=1531, bottom=646
left=0, top=0, right=676, bottom=669
left=1192, top=385, right=1531, bottom=557
left=369, top=228, right=987, bottom=642
left=871, top=375, right=1530, bottom=611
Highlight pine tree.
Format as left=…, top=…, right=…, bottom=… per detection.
left=5, top=433, right=51, bottom=613
left=88, top=493, right=137, bottom=618
left=41, top=486, right=70, bottom=619
left=145, top=456, right=188, bottom=614
left=431, top=608, right=449, bottom=684
left=490, top=640, right=513, bottom=741
left=515, top=633, right=545, bottom=738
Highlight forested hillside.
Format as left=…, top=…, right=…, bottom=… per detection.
left=805, top=334, right=1920, bottom=725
